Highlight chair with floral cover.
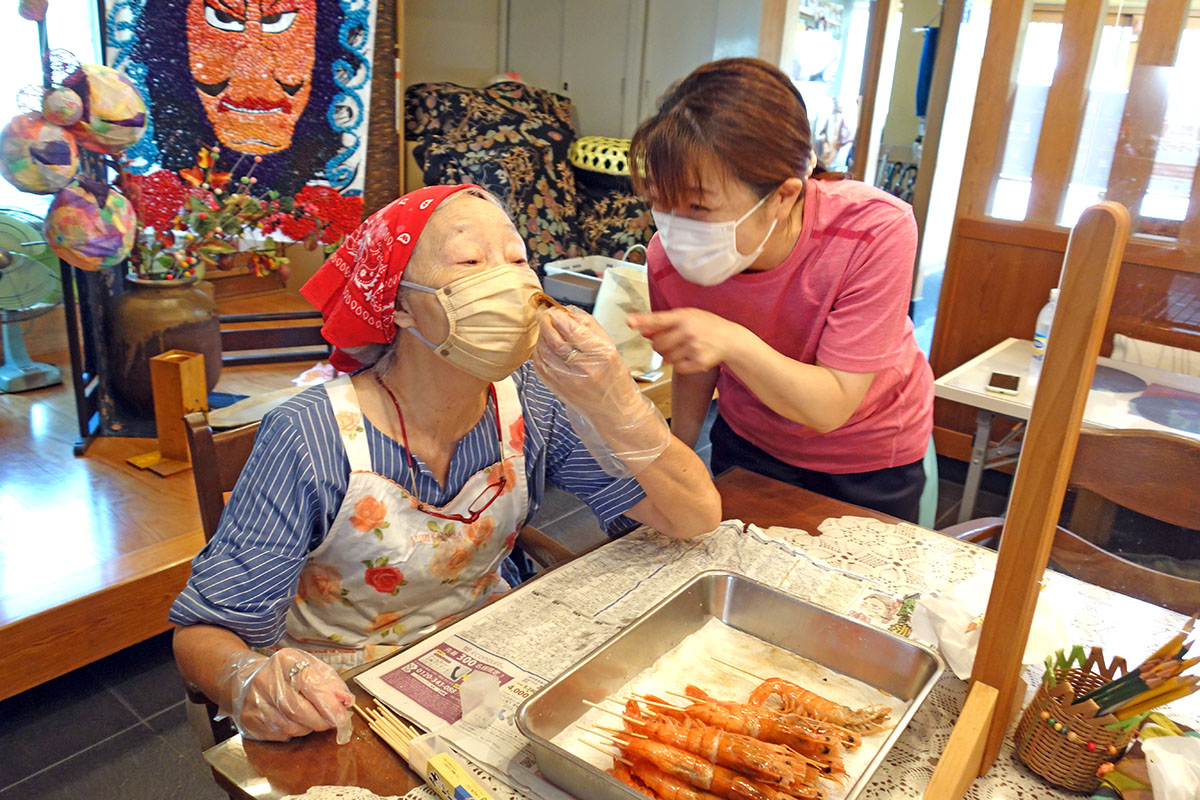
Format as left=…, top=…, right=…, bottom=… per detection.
left=404, top=81, right=653, bottom=271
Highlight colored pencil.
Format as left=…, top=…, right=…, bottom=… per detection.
left=1115, top=684, right=1197, bottom=720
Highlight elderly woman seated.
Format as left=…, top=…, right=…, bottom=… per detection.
left=170, top=184, right=721, bottom=743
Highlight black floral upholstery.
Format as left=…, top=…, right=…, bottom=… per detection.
left=405, top=81, right=652, bottom=271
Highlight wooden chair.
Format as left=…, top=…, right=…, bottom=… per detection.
left=941, top=428, right=1200, bottom=614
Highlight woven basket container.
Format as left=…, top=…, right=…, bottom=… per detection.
left=569, top=136, right=632, bottom=176
left=1013, top=647, right=1135, bottom=793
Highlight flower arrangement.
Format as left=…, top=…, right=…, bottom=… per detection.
left=120, top=146, right=363, bottom=282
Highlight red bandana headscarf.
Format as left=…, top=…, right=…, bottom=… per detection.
left=301, top=184, right=480, bottom=372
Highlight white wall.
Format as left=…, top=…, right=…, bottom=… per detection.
left=881, top=0, right=942, bottom=151
left=405, top=0, right=501, bottom=87
left=713, top=0, right=764, bottom=60
left=405, top=0, right=763, bottom=137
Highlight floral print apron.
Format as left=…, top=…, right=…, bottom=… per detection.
left=278, top=375, right=528, bottom=668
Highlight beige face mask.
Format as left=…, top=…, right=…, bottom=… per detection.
left=399, top=264, right=543, bottom=381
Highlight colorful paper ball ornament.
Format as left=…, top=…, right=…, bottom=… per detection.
left=42, top=88, right=84, bottom=127
left=45, top=180, right=137, bottom=271
left=64, top=65, right=146, bottom=154
left=18, top=0, right=48, bottom=22
left=0, top=112, right=79, bottom=195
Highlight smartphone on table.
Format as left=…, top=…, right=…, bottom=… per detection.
left=985, top=372, right=1021, bottom=395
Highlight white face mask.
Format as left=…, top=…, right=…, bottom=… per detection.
left=652, top=192, right=778, bottom=286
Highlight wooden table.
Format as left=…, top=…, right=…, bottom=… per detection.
left=203, top=467, right=1200, bottom=799
left=204, top=468, right=884, bottom=799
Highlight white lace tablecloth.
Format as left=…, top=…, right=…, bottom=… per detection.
left=805, top=516, right=1199, bottom=799
left=267, top=515, right=1197, bottom=800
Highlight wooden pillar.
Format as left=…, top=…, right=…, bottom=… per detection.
left=396, top=0, right=406, bottom=194
left=758, top=0, right=789, bottom=64
left=953, top=0, right=1034, bottom=219
left=1026, top=0, right=1108, bottom=224
left=910, top=0, right=965, bottom=295
left=1104, top=0, right=1190, bottom=228
left=850, top=0, right=901, bottom=184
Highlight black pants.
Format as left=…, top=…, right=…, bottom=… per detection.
left=710, top=415, right=926, bottom=523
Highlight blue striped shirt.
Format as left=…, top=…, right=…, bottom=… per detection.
left=169, top=364, right=645, bottom=646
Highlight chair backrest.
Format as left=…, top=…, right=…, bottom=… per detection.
left=950, top=517, right=1200, bottom=615
left=184, top=412, right=260, bottom=541
left=1069, top=428, right=1200, bottom=530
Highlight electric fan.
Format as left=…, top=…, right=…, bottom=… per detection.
left=0, top=208, right=62, bottom=392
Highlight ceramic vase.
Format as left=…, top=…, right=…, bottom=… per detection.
left=108, top=276, right=221, bottom=417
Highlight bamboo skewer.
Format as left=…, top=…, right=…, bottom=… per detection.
left=580, top=736, right=633, bottom=765
left=711, top=657, right=767, bottom=681
left=354, top=702, right=422, bottom=763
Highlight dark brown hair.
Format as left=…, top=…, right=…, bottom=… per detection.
left=630, top=58, right=834, bottom=209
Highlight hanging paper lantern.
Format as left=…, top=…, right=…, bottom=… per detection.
left=0, top=112, right=79, bottom=195
left=45, top=180, right=137, bottom=271
left=42, top=88, right=84, bottom=127
left=18, top=0, right=48, bottom=22
left=64, top=65, right=147, bottom=154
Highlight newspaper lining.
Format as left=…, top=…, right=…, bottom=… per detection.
left=357, top=520, right=900, bottom=799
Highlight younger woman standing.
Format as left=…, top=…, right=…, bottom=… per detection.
left=628, top=58, right=933, bottom=521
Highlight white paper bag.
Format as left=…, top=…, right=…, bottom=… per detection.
left=910, top=571, right=1072, bottom=680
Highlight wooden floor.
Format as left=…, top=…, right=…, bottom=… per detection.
left=0, top=291, right=320, bottom=701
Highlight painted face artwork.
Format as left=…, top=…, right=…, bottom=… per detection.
left=185, top=0, right=317, bottom=155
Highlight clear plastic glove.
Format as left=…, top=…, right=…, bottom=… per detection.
left=533, top=306, right=670, bottom=477
left=217, top=648, right=354, bottom=743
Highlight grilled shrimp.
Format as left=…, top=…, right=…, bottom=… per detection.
left=623, top=700, right=818, bottom=786
left=618, top=737, right=825, bottom=800
left=612, top=759, right=657, bottom=798
left=631, top=758, right=726, bottom=800
left=686, top=686, right=861, bottom=748
left=747, top=678, right=891, bottom=733
left=664, top=689, right=844, bottom=773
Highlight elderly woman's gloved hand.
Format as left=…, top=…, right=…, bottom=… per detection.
left=533, top=306, right=671, bottom=476
left=217, top=648, right=354, bottom=743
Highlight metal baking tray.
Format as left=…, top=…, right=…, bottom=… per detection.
left=516, top=571, right=943, bottom=800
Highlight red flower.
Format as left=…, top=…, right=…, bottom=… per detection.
left=275, top=186, right=363, bottom=244
left=350, top=496, right=388, bottom=532
left=364, top=565, right=405, bottom=594
left=464, top=516, right=495, bottom=547
left=508, top=417, right=525, bottom=452
left=124, top=170, right=188, bottom=232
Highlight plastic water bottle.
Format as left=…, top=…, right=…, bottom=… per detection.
left=1029, top=288, right=1059, bottom=381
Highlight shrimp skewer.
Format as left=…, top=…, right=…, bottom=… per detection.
left=635, top=694, right=844, bottom=776
left=612, top=760, right=657, bottom=798
left=613, top=736, right=825, bottom=800
left=747, top=678, right=891, bottom=733
left=618, top=700, right=824, bottom=788
left=631, top=758, right=728, bottom=800
left=671, top=689, right=863, bottom=749
left=638, top=690, right=844, bottom=777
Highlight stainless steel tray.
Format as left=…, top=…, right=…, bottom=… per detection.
left=516, top=571, right=943, bottom=800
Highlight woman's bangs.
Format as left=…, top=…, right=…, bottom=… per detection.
left=632, top=117, right=713, bottom=209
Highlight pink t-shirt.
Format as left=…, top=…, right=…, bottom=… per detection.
left=648, top=178, right=934, bottom=474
